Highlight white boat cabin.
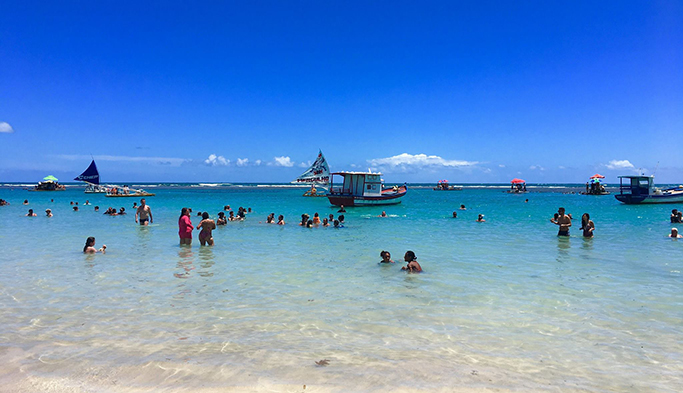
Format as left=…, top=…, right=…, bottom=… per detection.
left=330, top=172, right=384, bottom=197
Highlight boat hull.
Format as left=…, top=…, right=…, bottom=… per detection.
left=615, top=193, right=683, bottom=204
left=106, top=193, right=155, bottom=198
left=327, top=187, right=406, bottom=206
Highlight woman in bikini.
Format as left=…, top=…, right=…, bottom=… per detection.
left=580, top=213, right=595, bottom=238
left=196, top=212, right=216, bottom=246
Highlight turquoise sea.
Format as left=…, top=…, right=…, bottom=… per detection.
left=0, top=183, right=681, bottom=392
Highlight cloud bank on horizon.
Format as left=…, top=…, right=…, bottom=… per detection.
left=368, top=153, right=477, bottom=172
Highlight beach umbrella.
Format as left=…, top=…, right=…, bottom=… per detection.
left=590, top=174, right=605, bottom=179
left=590, top=178, right=602, bottom=183
left=511, top=178, right=526, bottom=184
left=43, top=175, right=58, bottom=182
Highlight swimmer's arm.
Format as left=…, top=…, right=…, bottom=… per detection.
left=148, top=209, right=153, bottom=223
left=134, top=210, right=139, bottom=222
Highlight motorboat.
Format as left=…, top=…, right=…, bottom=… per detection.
left=433, top=180, right=462, bottom=191
left=327, top=171, right=407, bottom=206
left=615, top=175, right=683, bottom=204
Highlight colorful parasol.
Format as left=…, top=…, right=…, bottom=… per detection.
left=511, top=178, right=526, bottom=184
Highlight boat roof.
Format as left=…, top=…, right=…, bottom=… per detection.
left=617, top=175, right=653, bottom=179
left=331, top=171, right=383, bottom=176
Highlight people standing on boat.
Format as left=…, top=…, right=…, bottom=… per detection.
left=83, top=237, right=106, bottom=254
left=135, top=198, right=153, bottom=226
left=580, top=213, right=595, bottom=238
left=178, top=208, right=193, bottom=245
left=669, top=228, right=682, bottom=239
left=401, top=251, right=422, bottom=272
left=379, top=251, right=394, bottom=264
left=550, top=207, right=572, bottom=236
left=196, top=212, right=216, bottom=246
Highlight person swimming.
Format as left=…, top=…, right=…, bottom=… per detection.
left=196, top=212, right=216, bottom=246
left=26, top=209, right=36, bottom=217
left=379, top=250, right=394, bottom=264
left=322, top=218, right=329, bottom=227
left=217, top=212, right=227, bottom=225
left=45, top=209, right=52, bottom=217
left=83, top=237, right=106, bottom=254
left=401, top=251, right=422, bottom=272
left=379, top=211, right=387, bottom=217
left=476, top=214, right=485, bottom=222
left=312, top=213, right=321, bottom=225
left=277, top=214, right=285, bottom=225
left=669, top=228, right=683, bottom=239
left=452, top=211, right=457, bottom=218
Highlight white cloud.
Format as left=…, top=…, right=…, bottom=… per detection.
left=558, top=166, right=565, bottom=169
left=273, top=156, right=294, bottom=167
left=205, top=154, right=229, bottom=166
left=254, top=160, right=262, bottom=166
left=498, top=164, right=505, bottom=168
left=368, top=153, right=477, bottom=169
left=56, top=154, right=187, bottom=166
left=298, top=161, right=310, bottom=168
left=605, top=159, right=634, bottom=170
left=529, top=165, right=545, bottom=171
left=0, top=122, right=15, bottom=133
left=236, top=158, right=249, bottom=167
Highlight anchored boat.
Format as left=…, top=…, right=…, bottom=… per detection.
left=292, top=150, right=330, bottom=197
left=75, top=160, right=111, bottom=193
left=615, top=175, right=683, bottom=204
left=327, top=171, right=407, bottom=206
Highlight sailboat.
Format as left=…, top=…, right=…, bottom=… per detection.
left=75, top=160, right=109, bottom=193
left=292, top=150, right=330, bottom=197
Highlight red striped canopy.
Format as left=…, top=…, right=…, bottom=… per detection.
left=511, top=178, right=526, bottom=184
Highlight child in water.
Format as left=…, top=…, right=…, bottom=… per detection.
left=401, top=251, right=422, bottom=272
left=379, top=250, right=394, bottom=264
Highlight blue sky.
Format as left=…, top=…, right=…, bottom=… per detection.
left=1, top=1, right=681, bottom=183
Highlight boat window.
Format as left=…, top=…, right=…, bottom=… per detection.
left=367, top=185, right=372, bottom=190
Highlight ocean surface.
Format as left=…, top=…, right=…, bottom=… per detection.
left=1, top=183, right=681, bottom=392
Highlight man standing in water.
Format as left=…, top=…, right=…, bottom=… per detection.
left=550, top=207, right=571, bottom=236
left=135, top=198, right=153, bottom=226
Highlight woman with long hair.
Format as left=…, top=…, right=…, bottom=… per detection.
left=83, top=237, right=106, bottom=254
left=580, top=213, right=595, bottom=238
left=178, top=207, right=193, bottom=245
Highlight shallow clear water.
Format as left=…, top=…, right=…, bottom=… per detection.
left=0, top=185, right=682, bottom=392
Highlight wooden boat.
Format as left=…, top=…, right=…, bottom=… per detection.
left=433, top=180, right=462, bottom=191
left=75, top=160, right=111, bottom=193
left=615, top=175, right=683, bottom=204
left=106, top=186, right=155, bottom=197
left=507, top=178, right=527, bottom=193
left=31, top=176, right=65, bottom=191
left=581, top=174, right=610, bottom=195
left=292, top=150, right=330, bottom=197
left=327, top=171, right=407, bottom=206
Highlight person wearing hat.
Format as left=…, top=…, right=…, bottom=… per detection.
left=45, top=209, right=53, bottom=217
left=669, top=228, right=683, bottom=239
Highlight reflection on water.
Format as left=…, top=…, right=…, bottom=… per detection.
left=174, top=246, right=194, bottom=279
left=197, top=247, right=215, bottom=277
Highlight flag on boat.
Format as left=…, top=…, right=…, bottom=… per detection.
left=292, top=150, right=330, bottom=184
left=74, top=160, right=101, bottom=184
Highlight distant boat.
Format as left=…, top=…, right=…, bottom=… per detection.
left=106, top=185, right=155, bottom=198
left=433, top=180, right=462, bottom=191
left=292, top=150, right=330, bottom=197
left=615, top=175, right=683, bottom=204
left=32, top=175, right=65, bottom=191
left=581, top=174, right=609, bottom=195
left=74, top=160, right=110, bottom=193
left=327, top=171, right=407, bottom=206
left=507, top=178, right=527, bottom=193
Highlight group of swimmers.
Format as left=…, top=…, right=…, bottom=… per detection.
left=297, top=212, right=345, bottom=228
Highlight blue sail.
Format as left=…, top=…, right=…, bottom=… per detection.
left=74, top=160, right=100, bottom=185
